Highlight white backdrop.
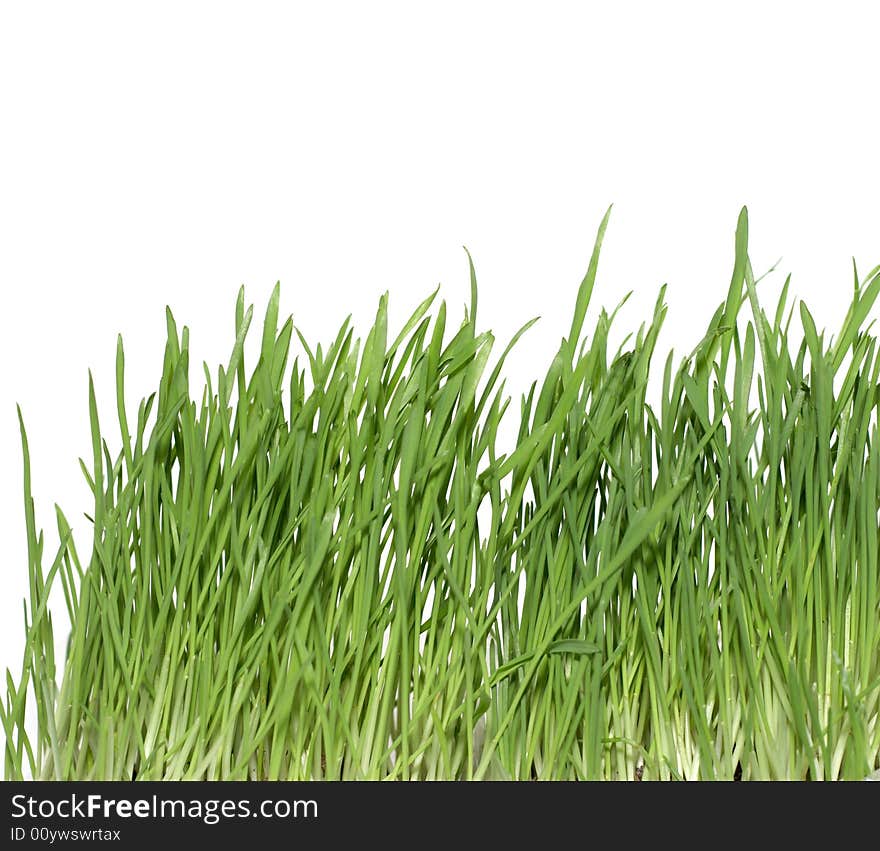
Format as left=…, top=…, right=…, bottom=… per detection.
left=2, top=2, right=879, bottom=704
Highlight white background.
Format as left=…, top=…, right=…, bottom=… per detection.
left=2, top=3, right=879, bottom=702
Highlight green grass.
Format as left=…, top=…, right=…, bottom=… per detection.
left=4, top=207, right=880, bottom=780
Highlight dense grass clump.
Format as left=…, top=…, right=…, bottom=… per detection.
left=4, top=208, right=880, bottom=780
